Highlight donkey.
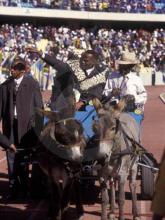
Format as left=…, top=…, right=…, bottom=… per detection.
left=37, top=102, right=86, bottom=220
left=90, top=98, right=141, bottom=220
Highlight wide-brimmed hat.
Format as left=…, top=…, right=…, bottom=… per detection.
left=117, top=51, right=140, bottom=65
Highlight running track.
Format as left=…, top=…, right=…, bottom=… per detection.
left=0, top=86, right=165, bottom=220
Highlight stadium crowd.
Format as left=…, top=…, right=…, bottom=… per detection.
left=0, top=0, right=165, bottom=14
left=0, top=23, right=165, bottom=89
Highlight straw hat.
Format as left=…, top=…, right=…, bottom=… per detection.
left=117, top=51, right=140, bottom=65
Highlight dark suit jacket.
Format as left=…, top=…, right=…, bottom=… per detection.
left=0, top=74, right=44, bottom=148
left=42, top=54, right=108, bottom=108
left=42, top=54, right=75, bottom=111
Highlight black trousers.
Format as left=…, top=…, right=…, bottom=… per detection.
left=6, top=119, right=29, bottom=196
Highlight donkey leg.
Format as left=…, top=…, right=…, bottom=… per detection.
left=61, top=180, right=73, bottom=219
left=74, top=178, right=84, bottom=220
left=109, top=178, right=117, bottom=220
left=48, top=180, right=62, bottom=220
left=100, top=177, right=109, bottom=220
left=118, top=174, right=127, bottom=220
left=129, top=165, right=140, bottom=220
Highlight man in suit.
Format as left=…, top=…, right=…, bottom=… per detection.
left=27, top=48, right=109, bottom=111
left=0, top=56, right=44, bottom=199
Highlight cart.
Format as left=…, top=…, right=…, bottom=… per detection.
left=75, top=105, right=159, bottom=200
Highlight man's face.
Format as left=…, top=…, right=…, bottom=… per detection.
left=11, top=63, right=26, bottom=79
left=119, top=64, right=133, bottom=75
left=80, top=53, right=97, bottom=71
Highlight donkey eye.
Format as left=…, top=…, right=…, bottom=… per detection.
left=111, top=126, right=116, bottom=131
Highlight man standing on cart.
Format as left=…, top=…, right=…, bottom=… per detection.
left=27, top=47, right=109, bottom=111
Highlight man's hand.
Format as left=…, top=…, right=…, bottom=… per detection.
left=26, top=47, right=42, bottom=56
left=26, top=47, right=38, bottom=53
left=76, top=101, right=85, bottom=110
left=8, top=144, right=17, bottom=153
left=111, top=88, right=121, bottom=97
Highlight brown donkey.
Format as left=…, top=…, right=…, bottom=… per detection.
left=90, top=98, right=141, bottom=220
left=37, top=107, right=86, bottom=220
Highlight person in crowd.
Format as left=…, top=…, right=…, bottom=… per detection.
left=0, top=56, right=44, bottom=199
left=1, top=0, right=165, bottom=14
left=0, top=132, right=16, bottom=153
left=151, top=149, right=165, bottom=220
left=0, top=24, right=165, bottom=82
left=27, top=47, right=110, bottom=111
left=103, top=50, right=147, bottom=124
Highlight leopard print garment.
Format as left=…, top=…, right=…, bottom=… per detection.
left=67, top=59, right=109, bottom=91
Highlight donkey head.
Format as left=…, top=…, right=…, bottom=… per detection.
left=38, top=109, right=86, bottom=163
left=91, top=98, right=123, bottom=159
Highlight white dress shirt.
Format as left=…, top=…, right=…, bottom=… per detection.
left=85, top=66, right=95, bottom=76
left=103, top=71, right=147, bottom=107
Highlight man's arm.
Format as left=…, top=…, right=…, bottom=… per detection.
left=127, top=77, right=147, bottom=105
left=0, top=132, right=16, bottom=153
left=27, top=48, right=72, bottom=74
left=42, top=53, right=73, bottom=74
left=33, top=80, right=44, bottom=136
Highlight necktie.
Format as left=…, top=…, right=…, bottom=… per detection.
left=13, top=81, right=18, bottom=107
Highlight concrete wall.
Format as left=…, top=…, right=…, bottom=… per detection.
left=139, top=68, right=165, bottom=86
left=0, top=6, right=165, bottom=22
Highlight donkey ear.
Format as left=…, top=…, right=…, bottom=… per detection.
left=92, top=98, right=103, bottom=112
left=114, top=99, right=126, bottom=112
left=35, top=108, right=59, bottom=121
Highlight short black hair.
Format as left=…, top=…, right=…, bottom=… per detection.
left=83, top=50, right=99, bottom=60
left=12, top=63, right=26, bottom=71
left=11, top=57, right=26, bottom=71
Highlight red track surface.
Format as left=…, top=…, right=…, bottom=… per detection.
left=0, top=86, right=165, bottom=220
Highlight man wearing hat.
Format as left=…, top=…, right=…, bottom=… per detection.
left=103, top=50, right=147, bottom=124
left=0, top=56, right=43, bottom=199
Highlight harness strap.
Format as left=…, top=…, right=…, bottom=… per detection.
left=111, top=148, right=133, bottom=160
left=63, top=161, right=81, bottom=178
left=119, top=122, right=146, bottom=156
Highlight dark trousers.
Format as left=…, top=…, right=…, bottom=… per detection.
left=6, top=119, right=29, bottom=196
left=6, top=151, right=29, bottom=196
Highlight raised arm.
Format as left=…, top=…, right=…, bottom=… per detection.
left=27, top=47, right=72, bottom=74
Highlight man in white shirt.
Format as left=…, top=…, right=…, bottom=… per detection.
left=103, top=50, right=147, bottom=124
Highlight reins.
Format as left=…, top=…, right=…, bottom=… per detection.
left=55, top=117, right=75, bottom=125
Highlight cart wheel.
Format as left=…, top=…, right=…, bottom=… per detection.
left=141, top=165, right=155, bottom=200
